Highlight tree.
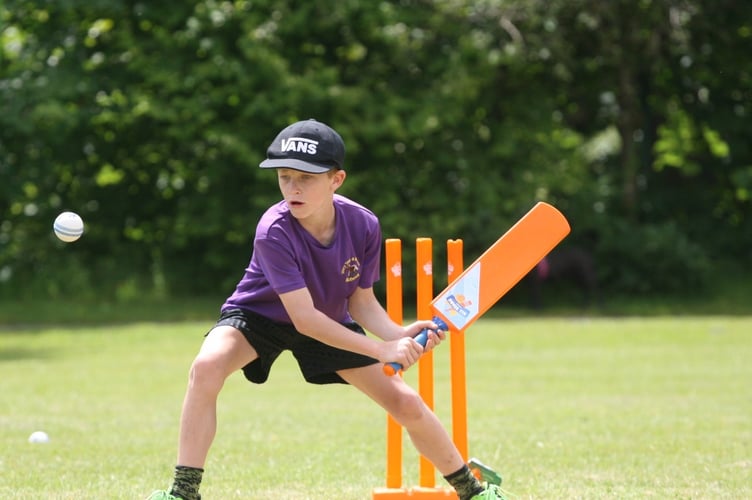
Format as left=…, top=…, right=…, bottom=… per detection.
left=1, top=0, right=748, bottom=302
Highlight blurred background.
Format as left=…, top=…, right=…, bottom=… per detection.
left=1, top=0, right=750, bottom=317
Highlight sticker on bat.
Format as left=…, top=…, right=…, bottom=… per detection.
left=437, top=263, right=481, bottom=330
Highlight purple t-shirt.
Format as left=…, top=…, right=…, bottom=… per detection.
left=222, top=194, right=382, bottom=324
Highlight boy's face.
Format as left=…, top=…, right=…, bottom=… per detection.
left=276, top=168, right=345, bottom=219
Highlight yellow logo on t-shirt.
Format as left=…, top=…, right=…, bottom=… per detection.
left=341, top=257, right=361, bottom=283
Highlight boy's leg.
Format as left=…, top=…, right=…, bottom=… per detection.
left=169, top=326, right=257, bottom=498
left=339, top=363, right=486, bottom=499
left=340, top=363, right=464, bottom=473
left=178, top=325, right=257, bottom=465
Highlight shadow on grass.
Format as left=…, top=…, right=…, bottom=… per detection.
left=0, top=296, right=221, bottom=327
left=0, top=346, right=55, bottom=362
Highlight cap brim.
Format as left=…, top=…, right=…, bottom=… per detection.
left=259, top=158, right=333, bottom=173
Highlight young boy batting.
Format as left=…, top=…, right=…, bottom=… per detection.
left=148, top=119, right=506, bottom=500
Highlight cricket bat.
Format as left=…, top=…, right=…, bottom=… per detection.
left=384, top=201, right=570, bottom=375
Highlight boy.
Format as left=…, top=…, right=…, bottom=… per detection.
left=148, top=119, right=505, bottom=500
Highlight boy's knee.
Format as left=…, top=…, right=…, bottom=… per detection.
left=389, top=391, right=429, bottom=425
left=188, top=355, right=228, bottom=393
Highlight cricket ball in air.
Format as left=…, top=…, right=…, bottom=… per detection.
left=28, top=431, right=50, bottom=444
left=53, top=211, right=84, bottom=242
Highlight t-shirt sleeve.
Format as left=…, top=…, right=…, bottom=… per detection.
left=253, top=234, right=306, bottom=295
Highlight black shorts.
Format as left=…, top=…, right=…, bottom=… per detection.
left=212, top=308, right=379, bottom=385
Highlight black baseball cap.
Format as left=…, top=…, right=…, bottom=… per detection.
left=259, top=119, right=345, bottom=173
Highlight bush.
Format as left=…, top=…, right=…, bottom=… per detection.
left=596, top=220, right=712, bottom=295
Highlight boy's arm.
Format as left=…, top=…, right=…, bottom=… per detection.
left=278, top=286, right=389, bottom=360
left=278, top=286, right=439, bottom=368
left=347, top=286, right=445, bottom=349
left=347, top=286, right=414, bottom=341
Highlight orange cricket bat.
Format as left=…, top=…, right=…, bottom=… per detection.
left=384, top=201, right=571, bottom=375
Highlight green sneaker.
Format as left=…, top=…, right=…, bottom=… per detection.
left=471, top=483, right=509, bottom=499
left=146, top=491, right=182, bottom=500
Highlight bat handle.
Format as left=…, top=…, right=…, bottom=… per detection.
left=383, top=316, right=449, bottom=376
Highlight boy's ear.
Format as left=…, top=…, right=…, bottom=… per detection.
left=332, top=169, right=346, bottom=188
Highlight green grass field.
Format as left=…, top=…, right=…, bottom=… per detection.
left=1, top=317, right=750, bottom=499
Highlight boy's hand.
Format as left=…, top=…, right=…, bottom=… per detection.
left=404, top=319, right=446, bottom=352
left=380, top=337, right=423, bottom=369
left=378, top=320, right=445, bottom=370
left=378, top=318, right=448, bottom=375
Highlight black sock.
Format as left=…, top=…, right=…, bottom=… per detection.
left=444, top=464, right=484, bottom=500
left=170, top=465, right=203, bottom=500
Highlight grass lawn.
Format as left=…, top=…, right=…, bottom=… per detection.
left=1, top=316, right=750, bottom=499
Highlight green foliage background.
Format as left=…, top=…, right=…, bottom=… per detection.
left=1, top=0, right=750, bottom=303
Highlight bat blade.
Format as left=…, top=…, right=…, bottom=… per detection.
left=432, top=201, right=570, bottom=331
left=383, top=202, right=570, bottom=376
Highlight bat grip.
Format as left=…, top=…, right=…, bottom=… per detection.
left=383, top=316, right=449, bottom=376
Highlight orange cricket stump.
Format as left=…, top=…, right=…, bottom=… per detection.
left=374, top=238, right=466, bottom=500
left=446, top=239, right=468, bottom=461
left=416, top=238, right=435, bottom=488
left=384, top=239, right=404, bottom=489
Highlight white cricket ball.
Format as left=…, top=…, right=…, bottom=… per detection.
left=53, top=211, right=84, bottom=242
left=28, top=431, right=50, bottom=444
